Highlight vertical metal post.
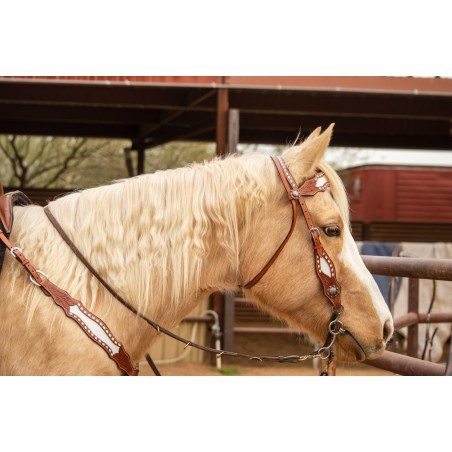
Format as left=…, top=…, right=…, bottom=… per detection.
left=216, top=87, right=229, bottom=157
left=407, top=277, right=419, bottom=358
left=227, top=109, right=240, bottom=154
left=218, top=108, right=240, bottom=354
left=136, top=139, right=146, bottom=175
left=209, top=292, right=224, bottom=364
left=446, top=336, right=452, bottom=376
left=223, top=292, right=235, bottom=352
left=209, top=85, right=231, bottom=360
left=123, top=146, right=135, bottom=178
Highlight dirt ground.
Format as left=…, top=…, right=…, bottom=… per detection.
left=139, top=361, right=393, bottom=376
left=140, top=332, right=394, bottom=376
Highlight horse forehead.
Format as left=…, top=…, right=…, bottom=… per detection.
left=306, top=191, right=341, bottom=219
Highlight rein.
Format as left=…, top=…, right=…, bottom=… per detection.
left=0, top=156, right=346, bottom=376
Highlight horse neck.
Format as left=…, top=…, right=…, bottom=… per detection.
left=48, top=164, right=252, bottom=328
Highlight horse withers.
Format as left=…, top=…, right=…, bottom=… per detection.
left=0, top=125, right=393, bottom=375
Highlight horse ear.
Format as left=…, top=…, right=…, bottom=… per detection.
left=282, top=124, right=334, bottom=180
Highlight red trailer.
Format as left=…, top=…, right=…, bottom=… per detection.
left=340, top=165, right=452, bottom=242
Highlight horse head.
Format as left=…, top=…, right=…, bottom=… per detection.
left=240, top=125, right=393, bottom=362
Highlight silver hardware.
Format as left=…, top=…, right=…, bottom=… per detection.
left=10, top=246, right=22, bottom=257
left=29, top=270, right=48, bottom=287
left=290, top=189, right=300, bottom=199
left=327, top=285, right=340, bottom=298
left=309, top=227, right=320, bottom=236
left=328, top=319, right=346, bottom=335
left=249, top=356, right=263, bottom=362
left=318, top=347, right=331, bottom=360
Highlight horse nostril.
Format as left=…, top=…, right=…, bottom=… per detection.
left=383, top=319, right=394, bottom=343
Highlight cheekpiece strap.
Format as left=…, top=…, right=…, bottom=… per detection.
left=271, top=156, right=342, bottom=311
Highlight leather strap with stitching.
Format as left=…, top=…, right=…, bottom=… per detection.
left=0, top=228, right=138, bottom=376
left=271, top=156, right=342, bottom=310
left=242, top=156, right=342, bottom=312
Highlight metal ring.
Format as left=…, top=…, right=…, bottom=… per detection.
left=331, top=305, right=344, bottom=315
left=329, top=319, right=345, bottom=335
left=10, top=246, right=22, bottom=257
left=318, top=347, right=331, bottom=360
left=309, top=227, right=320, bottom=236
left=29, top=270, right=48, bottom=287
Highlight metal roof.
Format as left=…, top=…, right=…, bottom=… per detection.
left=0, top=76, right=451, bottom=150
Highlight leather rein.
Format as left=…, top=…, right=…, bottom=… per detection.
left=0, top=156, right=346, bottom=376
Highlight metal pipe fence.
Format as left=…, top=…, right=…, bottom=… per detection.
left=361, top=255, right=452, bottom=376
left=181, top=256, right=452, bottom=375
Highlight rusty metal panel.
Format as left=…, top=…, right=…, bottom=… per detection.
left=2, top=76, right=222, bottom=85
left=342, top=166, right=396, bottom=222
left=365, top=222, right=452, bottom=242
left=342, top=165, right=452, bottom=224
left=396, top=168, right=452, bottom=222
left=225, top=76, right=452, bottom=94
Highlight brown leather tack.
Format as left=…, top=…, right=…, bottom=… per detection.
left=243, top=156, right=343, bottom=314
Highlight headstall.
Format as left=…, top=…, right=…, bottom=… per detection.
left=0, top=156, right=346, bottom=376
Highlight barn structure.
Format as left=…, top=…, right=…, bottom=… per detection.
left=1, top=76, right=452, bottom=366
left=341, top=164, right=452, bottom=243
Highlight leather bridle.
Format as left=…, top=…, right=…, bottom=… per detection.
left=244, top=157, right=343, bottom=309
left=0, top=155, right=347, bottom=376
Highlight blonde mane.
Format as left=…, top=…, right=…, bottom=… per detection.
left=25, top=154, right=274, bottom=312
left=11, top=149, right=349, bottom=324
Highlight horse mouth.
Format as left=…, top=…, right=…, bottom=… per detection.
left=336, top=329, right=372, bottom=362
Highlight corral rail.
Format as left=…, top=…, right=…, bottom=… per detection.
left=361, top=255, right=452, bottom=376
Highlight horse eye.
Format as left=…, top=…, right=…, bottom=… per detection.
left=323, top=225, right=341, bottom=237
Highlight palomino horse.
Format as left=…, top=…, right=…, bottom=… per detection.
left=0, top=125, right=393, bottom=375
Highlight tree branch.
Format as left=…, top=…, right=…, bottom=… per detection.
left=27, top=137, right=50, bottom=168
left=0, top=140, right=20, bottom=185
left=9, top=136, right=28, bottom=186
left=27, top=138, right=89, bottom=187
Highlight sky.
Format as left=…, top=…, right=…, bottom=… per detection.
left=325, top=148, right=452, bottom=170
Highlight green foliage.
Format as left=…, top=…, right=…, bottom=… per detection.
left=0, top=135, right=129, bottom=189
left=214, top=366, right=240, bottom=376
left=146, top=141, right=216, bottom=173
left=0, top=136, right=216, bottom=189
